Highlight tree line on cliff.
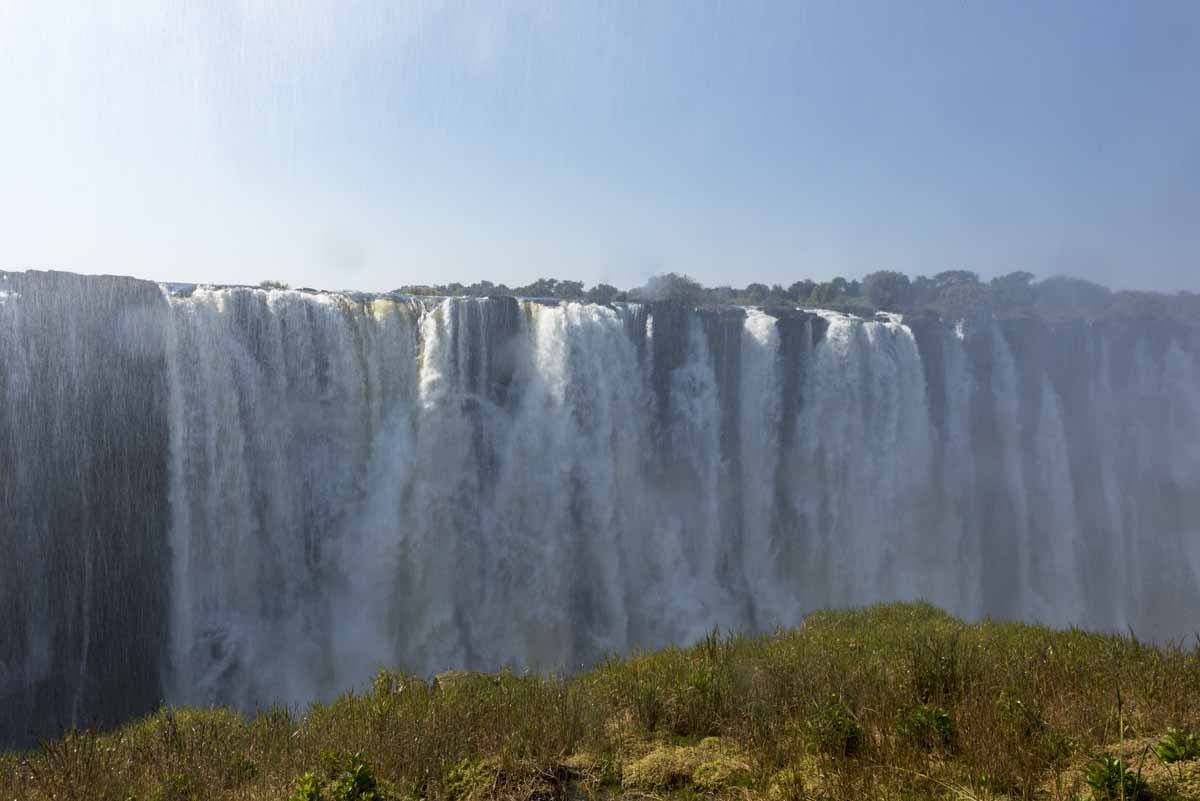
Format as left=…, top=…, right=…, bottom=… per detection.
left=391, top=270, right=1200, bottom=324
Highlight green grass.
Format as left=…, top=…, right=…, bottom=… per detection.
left=4, top=602, right=1200, bottom=800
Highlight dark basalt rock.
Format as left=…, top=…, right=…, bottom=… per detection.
left=647, top=300, right=692, bottom=432
left=904, top=311, right=949, bottom=439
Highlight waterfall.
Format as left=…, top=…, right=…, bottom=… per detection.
left=2, top=270, right=1199, bottom=746
left=162, top=287, right=423, bottom=709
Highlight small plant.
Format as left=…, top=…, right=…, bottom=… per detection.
left=897, top=704, right=955, bottom=751
left=1084, top=753, right=1149, bottom=801
left=1152, top=728, right=1200, bottom=764
left=445, top=757, right=498, bottom=801
left=291, top=754, right=390, bottom=801
left=806, top=697, right=861, bottom=757
left=317, top=749, right=347, bottom=780
left=330, top=755, right=384, bottom=801
left=290, top=771, right=325, bottom=801
left=260, top=279, right=290, bottom=290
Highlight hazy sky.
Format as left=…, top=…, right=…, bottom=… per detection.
left=2, top=1, right=1197, bottom=292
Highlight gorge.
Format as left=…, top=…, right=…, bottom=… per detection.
left=2, top=269, right=1199, bottom=747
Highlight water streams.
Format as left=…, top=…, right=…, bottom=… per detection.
left=2, top=270, right=1198, bottom=745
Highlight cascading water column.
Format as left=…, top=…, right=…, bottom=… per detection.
left=736, top=309, right=791, bottom=628
left=162, top=286, right=422, bottom=708
left=785, top=312, right=936, bottom=610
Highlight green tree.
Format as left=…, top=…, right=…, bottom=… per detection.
left=767, top=284, right=791, bottom=304
left=586, top=283, right=620, bottom=304
left=809, top=282, right=838, bottom=304
left=787, top=280, right=816, bottom=301
left=933, top=270, right=979, bottom=290
left=863, top=271, right=914, bottom=310
left=742, top=283, right=770, bottom=304
left=989, top=271, right=1036, bottom=311
left=556, top=280, right=585, bottom=299
left=936, top=278, right=992, bottom=322
left=515, top=278, right=560, bottom=298
left=464, top=280, right=496, bottom=297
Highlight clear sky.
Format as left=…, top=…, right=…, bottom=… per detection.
left=1, top=1, right=1197, bottom=292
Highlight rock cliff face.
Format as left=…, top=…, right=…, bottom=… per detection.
left=2, top=270, right=1198, bottom=747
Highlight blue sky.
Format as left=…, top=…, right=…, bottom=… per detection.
left=1, top=1, right=1197, bottom=292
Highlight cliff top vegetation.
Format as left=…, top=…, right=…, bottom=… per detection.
left=4, top=602, right=1200, bottom=801
left=390, top=271, right=1200, bottom=325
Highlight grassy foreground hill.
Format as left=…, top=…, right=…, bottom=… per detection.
left=4, top=603, right=1200, bottom=801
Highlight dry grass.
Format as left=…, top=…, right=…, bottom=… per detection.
left=3, top=602, right=1199, bottom=801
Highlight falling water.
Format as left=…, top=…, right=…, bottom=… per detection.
left=2, top=270, right=1199, bottom=746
